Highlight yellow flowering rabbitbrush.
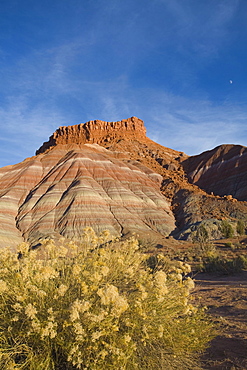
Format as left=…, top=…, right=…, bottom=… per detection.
left=0, top=228, right=215, bottom=369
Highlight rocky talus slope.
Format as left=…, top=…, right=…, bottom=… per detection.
left=0, top=116, right=247, bottom=249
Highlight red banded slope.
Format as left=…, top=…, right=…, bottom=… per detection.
left=17, top=145, right=175, bottom=246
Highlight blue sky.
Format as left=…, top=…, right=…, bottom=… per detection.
left=0, top=0, right=247, bottom=167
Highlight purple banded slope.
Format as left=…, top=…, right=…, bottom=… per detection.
left=183, top=144, right=247, bottom=200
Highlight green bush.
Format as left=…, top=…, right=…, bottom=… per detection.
left=0, top=229, right=214, bottom=369
left=221, top=220, right=234, bottom=239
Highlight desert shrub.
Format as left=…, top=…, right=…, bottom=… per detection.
left=194, top=225, right=209, bottom=246
left=0, top=228, right=214, bottom=369
left=220, top=220, right=234, bottom=239
left=146, top=253, right=192, bottom=276
left=236, top=254, right=247, bottom=269
left=224, top=242, right=233, bottom=248
left=236, top=220, right=245, bottom=236
left=202, top=254, right=247, bottom=275
left=191, top=225, right=217, bottom=259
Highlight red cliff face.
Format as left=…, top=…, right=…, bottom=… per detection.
left=36, top=117, right=147, bottom=155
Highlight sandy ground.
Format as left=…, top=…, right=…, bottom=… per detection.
left=194, top=271, right=247, bottom=370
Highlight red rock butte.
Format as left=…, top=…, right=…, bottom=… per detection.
left=1, top=116, right=247, bottom=250
left=36, top=117, right=147, bottom=154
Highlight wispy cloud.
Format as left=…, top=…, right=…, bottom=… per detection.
left=0, top=97, right=67, bottom=166
left=146, top=95, right=247, bottom=155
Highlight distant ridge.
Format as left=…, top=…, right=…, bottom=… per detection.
left=183, top=144, right=247, bottom=200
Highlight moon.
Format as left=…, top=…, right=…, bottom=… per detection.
left=229, top=80, right=233, bottom=84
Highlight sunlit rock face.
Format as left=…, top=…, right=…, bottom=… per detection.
left=0, top=118, right=176, bottom=248
left=183, top=144, right=247, bottom=201
left=36, top=117, right=147, bottom=155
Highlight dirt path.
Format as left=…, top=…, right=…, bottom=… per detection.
left=194, top=271, right=247, bottom=369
